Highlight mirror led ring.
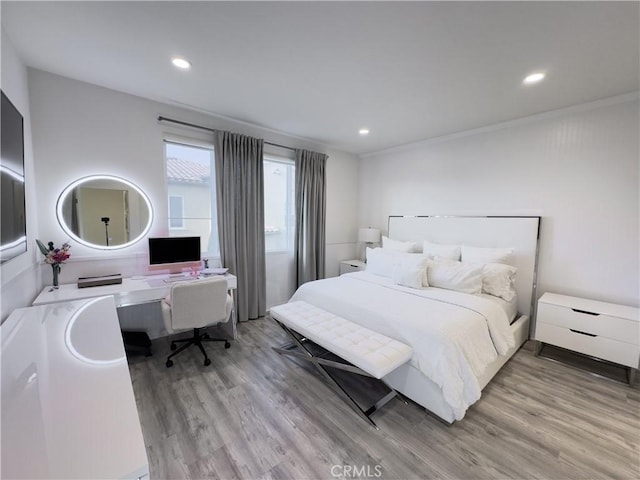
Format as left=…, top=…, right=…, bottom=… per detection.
left=56, top=174, right=153, bottom=250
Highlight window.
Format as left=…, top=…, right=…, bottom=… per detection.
left=164, top=143, right=294, bottom=258
left=263, top=156, right=295, bottom=253
left=164, top=141, right=219, bottom=257
left=168, top=195, right=185, bottom=229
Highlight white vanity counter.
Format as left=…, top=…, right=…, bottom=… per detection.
left=1, top=296, right=149, bottom=479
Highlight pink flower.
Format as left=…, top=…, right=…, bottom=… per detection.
left=36, top=240, right=71, bottom=265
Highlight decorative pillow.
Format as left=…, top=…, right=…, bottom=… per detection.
left=482, top=263, right=517, bottom=301
left=427, top=259, right=483, bottom=294
left=422, top=241, right=461, bottom=261
left=392, top=255, right=430, bottom=289
left=461, top=245, right=514, bottom=265
left=382, top=236, right=421, bottom=253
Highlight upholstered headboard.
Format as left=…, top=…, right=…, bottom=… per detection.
left=387, top=216, right=540, bottom=317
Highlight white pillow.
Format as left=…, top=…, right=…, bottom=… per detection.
left=392, top=255, right=430, bottom=289
left=427, top=259, right=483, bottom=294
left=365, top=247, right=396, bottom=277
left=382, top=236, right=421, bottom=253
left=367, top=248, right=429, bottom=285
left=482, top=263, right=517, bottom=301
left=422, top=241, right=461, bottom=261
left=462, top=245, right=514, bottom=265
left=432, top=255, right=458, bottom=264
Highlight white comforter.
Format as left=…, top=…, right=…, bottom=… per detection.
left=290, top=272, right=516, bottom=420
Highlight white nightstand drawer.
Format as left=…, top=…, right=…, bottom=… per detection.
left=536, top=322, right=639, bottom=368
left=339, top=260, right=365, bottom=275
left=537, top=302, right=639, bottom=345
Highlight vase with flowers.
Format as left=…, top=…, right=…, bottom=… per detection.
left=36, top=240, right=71, bottom=287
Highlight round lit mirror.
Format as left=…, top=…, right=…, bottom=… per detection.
left=56, top=175, right=153, bottom=250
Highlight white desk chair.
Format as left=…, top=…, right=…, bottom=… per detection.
left=161, top=277, right=233, bottom=367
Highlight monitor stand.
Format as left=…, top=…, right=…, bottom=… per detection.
left=148, top=261, right=201, bottom=276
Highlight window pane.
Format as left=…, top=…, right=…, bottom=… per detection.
left=264, top=158, right=295, bottom=252
left=168, top=196, right=184, bottom=228
left=165, top=142, right=219, bottom=256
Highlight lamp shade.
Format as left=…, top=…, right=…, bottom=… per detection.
left=358, top=227, right=381, bottom=244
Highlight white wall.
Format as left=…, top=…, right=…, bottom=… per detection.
left=27, top=69, right=359, bottom=310
left=0, top=32, right=40, bottom=322
left=359, top=96, right=639, bottom=313
left=326, top=144, right=360, bottom=276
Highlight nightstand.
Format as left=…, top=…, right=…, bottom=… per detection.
left=534, top=292, right=639, bottom=384
left=339, top=259, right=366, bottom=275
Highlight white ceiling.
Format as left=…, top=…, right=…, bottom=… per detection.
left=2, top=1, right=639, bottom=155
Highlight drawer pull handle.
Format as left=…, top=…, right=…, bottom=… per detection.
left=571, top=308, right=600, bottom=316
left=570, top=328, right=597, bottom=337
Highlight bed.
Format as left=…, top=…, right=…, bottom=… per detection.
left=288, top=216, right=540, bottom=423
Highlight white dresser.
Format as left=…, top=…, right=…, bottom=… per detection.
left=1, top=296, right=149, bottom=479
left=535, top=292, right=639, bottom=383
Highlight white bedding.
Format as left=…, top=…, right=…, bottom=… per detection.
left=289, top=271, right=516, bottom=420
left=477, top=292, right=518, bottom=324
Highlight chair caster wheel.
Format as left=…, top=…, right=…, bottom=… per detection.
left=224, top=342, right=231, bottom=349
left=204, top=358, right=211, bottom=366
left=166, top=359, right=173, bottom=368
left=170, top=342, right=177, bottom=351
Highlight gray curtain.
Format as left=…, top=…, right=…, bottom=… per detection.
left=295, top=149, right=328, bottom=286
left=214, top=130, right=266, bottom=322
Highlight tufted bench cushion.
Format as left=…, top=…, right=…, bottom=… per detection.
left=270, top=301, right=412, bottom=379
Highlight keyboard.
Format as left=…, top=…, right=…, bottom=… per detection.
left=163, top=276, right=200, bottom=284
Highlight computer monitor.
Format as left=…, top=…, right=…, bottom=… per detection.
left=148, top=236, right=201, bottom=269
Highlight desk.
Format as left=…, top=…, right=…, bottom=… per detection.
left=33, top=274, right=238, bottom=339
left=1, top=296, right=149, bottom=479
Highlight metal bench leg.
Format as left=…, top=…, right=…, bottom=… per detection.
left=272, top=319, right=399, bottom=430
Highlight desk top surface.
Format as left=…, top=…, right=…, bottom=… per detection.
left=33, top=273, right=237, bottom=307
left=1, top=296, right=148, bottom=479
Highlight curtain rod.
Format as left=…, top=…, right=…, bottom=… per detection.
left=157, top=116, right=296, bottom=152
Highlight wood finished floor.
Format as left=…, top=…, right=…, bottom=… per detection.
left=128, top=318, right=640, bottom=480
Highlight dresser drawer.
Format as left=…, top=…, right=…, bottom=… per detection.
left=536, top=322, right=639, bottom=368
left=537, top=301, right=639, bottom=345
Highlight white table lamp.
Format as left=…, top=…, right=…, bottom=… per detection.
left=358, top=227, right=381, bottom=261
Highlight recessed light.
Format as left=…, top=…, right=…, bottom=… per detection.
left=359, top=128, right=370, bottom=136
left=523, top=72, right=545, bottom=85
left=171, top=57, right=191, bottom=70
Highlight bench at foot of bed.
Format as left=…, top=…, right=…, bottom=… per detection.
left=270, top=301, right=413, bottom=429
